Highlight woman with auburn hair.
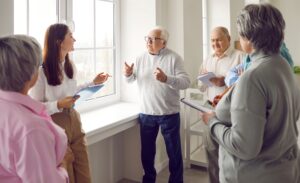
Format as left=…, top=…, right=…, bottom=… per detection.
left=30, top=23, right=110, bottom=183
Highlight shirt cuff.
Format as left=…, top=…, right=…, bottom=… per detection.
left=165, top=75, right=175, bottom=85
left=208, top=117, right=231, bottom=136
left=208, top=117, right=219, bottom=129
left=47, top=101, right=61, bottom=115
left=125, top=74, right=136, bottom=83
left=58, top=166, right=69, bottom=183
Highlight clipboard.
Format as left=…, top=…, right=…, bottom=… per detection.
left=180, top=98, right=214, bottom=113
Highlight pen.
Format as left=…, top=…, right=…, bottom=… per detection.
left=73, top=94, right=80, bottom=99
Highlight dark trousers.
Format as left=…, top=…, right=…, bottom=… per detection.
left=139, top=113, right=183, bottom=183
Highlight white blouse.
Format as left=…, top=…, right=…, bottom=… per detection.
left=30, top=61, right=92, bottom=115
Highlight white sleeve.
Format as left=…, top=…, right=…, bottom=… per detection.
left=165, top=56, right=191, bottom=90
left=29, top=68, right=60, bottom=115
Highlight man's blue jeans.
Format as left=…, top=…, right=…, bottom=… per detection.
left=139, top=113, right=183, bottom=183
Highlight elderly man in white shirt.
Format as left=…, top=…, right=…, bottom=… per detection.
left=200, top=26, right=244, bottom=102
left=199, top=26, right=244, bottom=183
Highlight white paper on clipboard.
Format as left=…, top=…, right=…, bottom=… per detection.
left=197, top=72, right=216, bottom=87
left=180, top=98, right=214, bottom=113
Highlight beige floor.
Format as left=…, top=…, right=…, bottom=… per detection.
left=118, top=165, right=209, bottom=183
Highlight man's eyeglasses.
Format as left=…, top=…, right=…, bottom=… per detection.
left=144, top=36, right=163, bottom=43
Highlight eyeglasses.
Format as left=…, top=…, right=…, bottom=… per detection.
left=144, top=36, right=163, bottom=43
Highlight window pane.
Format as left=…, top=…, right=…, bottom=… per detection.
left=95, top=1, right=114, bottom=47
left=73, top=0, right=94, bottom=48
left=72, top=48, right=114, bottom=99
left=28, top=0, right=56, bottom=45
left=72, top=0, right=116, bottom=101
left=94, top=49, right=115, bottom=97
left=72, top=50, right=95, bottom=85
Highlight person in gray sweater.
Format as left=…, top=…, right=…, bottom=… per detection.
left=201, top=3, right=300, bottom=183
left=124, top=26, right=190, bottom=183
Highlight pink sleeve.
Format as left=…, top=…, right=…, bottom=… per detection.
left=14, top=129, right=68, bottom=183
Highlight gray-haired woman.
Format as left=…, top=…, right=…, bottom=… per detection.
left=201, top=4, right=300, bottom=183
left=0, top=35, right=68, bottom=182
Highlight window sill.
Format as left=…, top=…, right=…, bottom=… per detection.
left=80, top=102, right=140, bottom=145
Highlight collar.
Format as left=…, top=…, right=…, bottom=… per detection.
left=213, top=47, right=233, bottom=60
left=148, top=47, right=167, bottom=56
left=249, top=50, right=272, bottom=64
left=0, top=89, right=47, bottom=117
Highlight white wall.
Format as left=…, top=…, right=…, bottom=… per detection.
left=0, top=0, right=13, bottom=36
left=88, top=134, right=124, bottom=183
left=245, top=0, right=261, bottom=4
left=183, top=0, right=203, bottom=82
left=122, top=125, right=143, bottom=181
left=120, top=0, right=156, bottom=103
left=229, top=0, right=245, bottom=42
left=270, top=0, right=300, bottom=66
left=88, top=122, right=143, bottom=183
left=206, top=0, right=230, bottom=54
left=158, top=0, right=184, bottom=56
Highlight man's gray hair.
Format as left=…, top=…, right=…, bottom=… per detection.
left=0, top=35, right=42, bottom=92
left=213, top=26, right=231, bottom=41
left=237, top=3, right=285, bottom=54
left=153, top=26, right=169, bottom=43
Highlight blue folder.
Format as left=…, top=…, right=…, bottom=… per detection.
left=74, top=84, right=104, bottom=104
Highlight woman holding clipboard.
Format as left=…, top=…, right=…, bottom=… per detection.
left=30, top=23, right=110, bottom=183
